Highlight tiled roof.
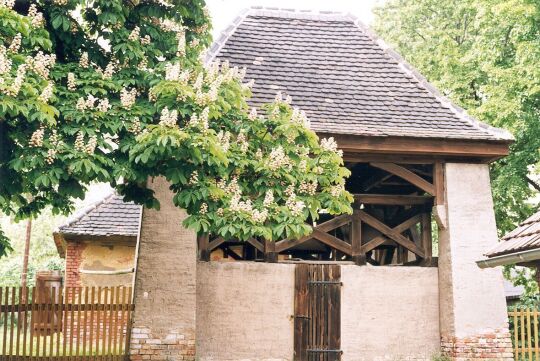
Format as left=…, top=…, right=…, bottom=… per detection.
left=209, top=8, right=512, bottom=141
left=485, top=211, right=540, bottom=258
left=56, top=193, right=141, bottom=238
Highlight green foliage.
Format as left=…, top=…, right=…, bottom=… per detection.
left=374, top=0, right=540, bottom=236
left=0, top=209, right=64, bottom=286
left=0, top=0, right=353, bottom=254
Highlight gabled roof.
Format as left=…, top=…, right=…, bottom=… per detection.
left=209, top=8, right=512, bottom=142
left=56, top=193, right=141, bottom=239
left=485, top=211, right=540, bottom=258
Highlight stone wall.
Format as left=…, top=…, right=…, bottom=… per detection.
left=438, top=163, right=512, bottom=361
left=341, top=265, right=440, bottom=361
left=130, top=177, right=197, bottom=361
left=196, top=262, right=296, bottom=361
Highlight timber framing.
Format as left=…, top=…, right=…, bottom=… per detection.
left=319, top=134, right=511, bottom=164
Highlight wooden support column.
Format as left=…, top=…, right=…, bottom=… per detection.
left=264, top=238, right=278, bottom=263
left=351, top=210, right=366, bottom=265
left=433, top=162, right=448, bottom=229
left=197, top=234, right=210, bottom=261
left=420, top=213, right=433, bottom=266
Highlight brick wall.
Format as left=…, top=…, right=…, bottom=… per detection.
left=65, top=242, right=85, bottom=288
left=441, top=329, right=513, bottom=361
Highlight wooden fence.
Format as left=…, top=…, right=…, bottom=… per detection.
left=0, top=286, right=134, bottom=360
left=510, top=308, right=540, bottom=360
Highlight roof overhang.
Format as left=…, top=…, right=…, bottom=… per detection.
left=477, top=248, right=540, bottom=269
left=321, top=133, right=512, bottom=164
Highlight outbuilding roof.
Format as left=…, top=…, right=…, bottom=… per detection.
left=209, top=8, right=512, bottom=142
left=56, top=193, right=141, bottom=238
left=485, top=211, right=540, bottom=258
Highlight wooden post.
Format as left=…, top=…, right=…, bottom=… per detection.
left=420, top=212, right=433, bottom=266
left=197, top=234, right=210, bottom=261
left=351, top=210, right=366, bottom=265
left=263, top=238, right=277, bottom=263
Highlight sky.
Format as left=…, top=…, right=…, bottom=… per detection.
left=83, top=0, right=384, bottom=206
left=206, top=0, right=385, bottom=38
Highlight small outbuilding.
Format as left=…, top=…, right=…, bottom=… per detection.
left=53, top=193, right=141, bottom=288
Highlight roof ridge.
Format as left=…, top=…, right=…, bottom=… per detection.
left=56, top=191, right=116, bottom=233
left=206, top=7, right=352, bottom=64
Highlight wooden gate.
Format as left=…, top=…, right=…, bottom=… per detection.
left=294, top=264, right=341, bottom=361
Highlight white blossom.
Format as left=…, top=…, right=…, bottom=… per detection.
left=6, top=63, right=27, bottom=96
left=286, top=192, right=305, bottom=216
left=103, top=62, right=115, bottom=79
left=85, top=136, right=97, bottom=154
left=120, top=88, right=137, bottom=109
left=251, top=209, right=268, bottom=223
left=291, top=107, right=310, bottom=128
left=165, top=63, right=181, bottom=81
left=0, top=0, right=15, bottom=9
left=320, top=137, right=339, bottom=152
left=128, top=26, right=140, bottom=42
left=141, top=35, right=151, bottom=45
left=29, top=127, right=45, bottom=147
left=248, top=107, right=258, bottom=121
left=159, top=107, right=178, bottom=127
left=38, top=82, right=54, bottom=103
left=79, top=52, right=89, bottom=68
left=97, top=98, right=111, bottom=112
left=199, top=203, right=208, bottom=215
left=263, top=190, right=274, bottom=207
left=0, top=46, right=12, bottom=75
left=8, top=33, right=21, bottom=53
left=67, top=72, right=76, bottom=91
left=28, top=4, right=44, bottom=27
left=176, top=30, right=186, bottom=57
left=189, top=171, right=199, bottom=185
left=267, top=146, right=289, bottom=171
left=330, top=184, right=344, bottom=198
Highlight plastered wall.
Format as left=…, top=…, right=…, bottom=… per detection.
left=196, top=262, right=296, bottom=361
left=196, top=262, right=440, bottom=361
left=79, top=242, right=135, bottom=287
left=439, top=163, right=509, bottom=337
left=340, top=266, right=440, bottom=361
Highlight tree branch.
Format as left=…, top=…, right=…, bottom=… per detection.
left=525, top=175, right=540, bottom=193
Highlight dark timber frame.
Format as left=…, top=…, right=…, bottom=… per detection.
left=198, top=157, right=447, bottom=267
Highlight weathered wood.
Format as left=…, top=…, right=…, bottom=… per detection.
left=354, top=194, right=433, bottom=206
left=197, top=234, right=210, bottom=262
left=207, top=236, right=226, bottom=251
left=370, top=162, right=436, bottom=195
left=295, top=264, right=342, bottom=360
left=360, top=236, right=387, bottom=253
left=246, top=238, right=264, bottom=252
left=320, top=132, right=511, bottom=162
left=351, top=211, right=365, bottom=265
left=358, top=210, right=426, bottom=258
left=420, top=213, right=433, bottom=265
left=294, top=264, right=309, bottom=361
left=311, top=229, right=352, bottom=255
left=434, top=162, right=445, bottom=205
left=263, top=238, right=277, bottom=263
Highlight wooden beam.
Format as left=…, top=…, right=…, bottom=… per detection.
left=208, top=236, right=226, bottom=251
left=370, top=162, right=436, bottom=195
left=246, top=238, right=264, bottom=253
left=354, top=194, right=433, bottom=206
left=197, top=234, right=210, bottom=262
left=311, top=229, right=352, bottom=255
left=264, top=238, right=277, bottom=263
left=275, top=215, right=352, bottom=253
left=357, top=210, right=426, bottom=258
left=318, top=133, right=511, bottom=163
left=360, top=236, right=387, bottom=253
left=434, top=162, right=445, bottom=206
left=350, top=210, right=365, bottom=265
left=420, top=213, right=433, bottom=266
